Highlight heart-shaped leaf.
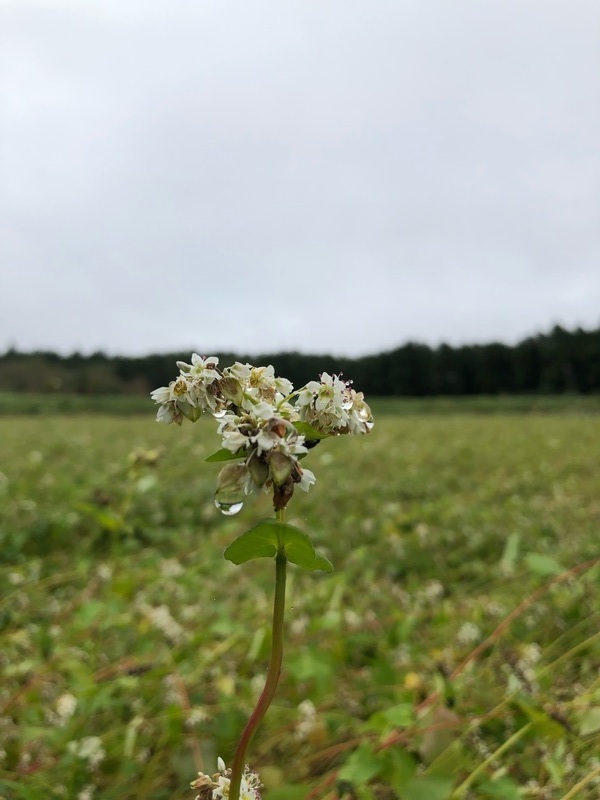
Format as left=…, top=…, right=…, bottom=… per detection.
left=224, top=519, right=333, bottom=572
left=293, top=421, right=330, bottom=441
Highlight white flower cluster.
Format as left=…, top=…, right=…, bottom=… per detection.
left=151, top=356, right=373, bottom=513
left=191, top=757, right=261, bottom=800
left=66, top=736, right=105, bottom=769
left=55, top=692, right=78, bottom=725
left=297, top=372, right=373, bottom=435
left=150, top=355, right=223, bottom=424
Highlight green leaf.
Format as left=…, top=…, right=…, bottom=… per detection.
left=384, top=747, right=417, bottom=787
left=338, top=741, right=383, bottom=785
left=383, top=703, right=414, bottom=727
left=293, top=421, right=330, bottom=441
left=500, top=532, right=520, bottom=574
left=477, top=778, right=521, bottom=800
left=287, top=650, right=335, bottom=699
left=205, top=448, right=246, bottom=463
left=223, top=524, right=279, bottom=563
left=399, top=776, right=453, bottom=800
left=223, top=519, right=333, bottom=572
left=514, top=698, right=565, bottom=739
left=524, top=552, right=564, bottom=577
left=579, top=707, right=600, bottom=736
left=365, top=703, right=414, bottom=734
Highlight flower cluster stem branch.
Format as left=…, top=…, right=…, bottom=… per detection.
left=229, top=510, right=288, bottom=799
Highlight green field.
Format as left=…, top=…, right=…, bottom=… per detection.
left=1, top=407, right=599, bottom=799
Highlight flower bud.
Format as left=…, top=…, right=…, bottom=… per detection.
left=219, top=377, right=243, bottom=406
left=247, top=452, right=269, bottom=487
left=215, top=463, right=248, bottom=508
left=179, top=400, right=202, bottom=422
left=273, top=478, right=294, bottom=510
left=268, top=451, right=293, bottom=485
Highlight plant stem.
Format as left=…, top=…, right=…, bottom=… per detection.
left=229, top=510, right=288, bottom=799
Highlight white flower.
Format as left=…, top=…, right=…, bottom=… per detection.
left=298, top=467, right=316, bottom=492
left=253, top=417, right=305, bottom=456
left=185, top=707, right=210, bottom=729
left=457, top=622, right=481, bottom=646
left=160, top=558, right=184, bottom=578
left=138, top=602, right=186, bottom=645
left=223, top=361, right=251, bottom=382
left=297, top=373, right=373, bottom=436
left=345, top=389, right=374, bottom=434
left=155, top=399, right=183, bottom=425
left=150, top=385, right=171, bottom=404
left=294, top=699, right=318, bottom=741
left=297, top=372, right=350, bottom=433
left=56, top=692, right=78, bottom=723
left=176, top=353, right=220, bottom=378
left=191, top=758, right=262, bottom=800
left=67, top=736, right=105, bottom=769
left=151, top=355, right=223, bottom=423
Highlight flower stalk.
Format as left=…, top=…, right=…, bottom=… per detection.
left=229, top=510, right=288, bottom=799
left=153, top=356, right=373, bottom=796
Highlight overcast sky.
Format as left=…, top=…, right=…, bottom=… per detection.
left=1, top=1, right=599, bottom=357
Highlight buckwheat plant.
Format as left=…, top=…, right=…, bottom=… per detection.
left=152, top=355, right=373, bottom=799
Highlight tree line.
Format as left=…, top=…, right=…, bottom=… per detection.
left=1, top=324, right=599, bottom=397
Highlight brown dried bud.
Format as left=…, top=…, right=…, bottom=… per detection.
left=273, top=478, right=295, bottom=510
left=190, top=773, right=217, bottom=799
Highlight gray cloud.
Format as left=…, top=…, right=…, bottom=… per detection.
left=1, top=0, right=599, bottom=356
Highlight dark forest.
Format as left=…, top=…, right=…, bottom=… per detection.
left=2, top=324, right=599, bottom=396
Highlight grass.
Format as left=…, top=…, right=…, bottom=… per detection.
left=1, top=409, right=599, bottom=799
left=2, top=391, right=600, bottom=417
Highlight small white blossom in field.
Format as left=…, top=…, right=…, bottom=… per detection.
left=393, top=644, right=412, bottom=667
left=56, top=692, right=78, bottom=723
left=520, top=642, right=542, bottom=665
left=67, top=736, right=105, bottom=769
left=162, top=674, right=181, bottom=705
left=191, top=758, right=262, bottom=800
left=181, top=603, right=203, bottom=621
left=415, top=522, right=429, bottom=544
left=77, top=785, right=95, bottom=800
left=250, top=674, right=266, bottom=699
left=138, top=602, right=186, bottom=645
left=290, top=614, right=309, bottom=635
left=29, top=450, right=44, bottom=465
left=420, top=580, right=445, bottom=603
left=96, top=563, right=113, bottom=581
left=294, top=699, right=318, bottom=742
left=457, top=622, right=481, bottom=646
left=185, top=707, right=210, bottom=729
left=484, top=600, right=507, bottom=617
left=160, top=558, right=184, bottom=578
left=343, top=609, right=362, bottom=630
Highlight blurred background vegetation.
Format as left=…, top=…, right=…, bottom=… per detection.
left=2, top=324, right=600, bottom=404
